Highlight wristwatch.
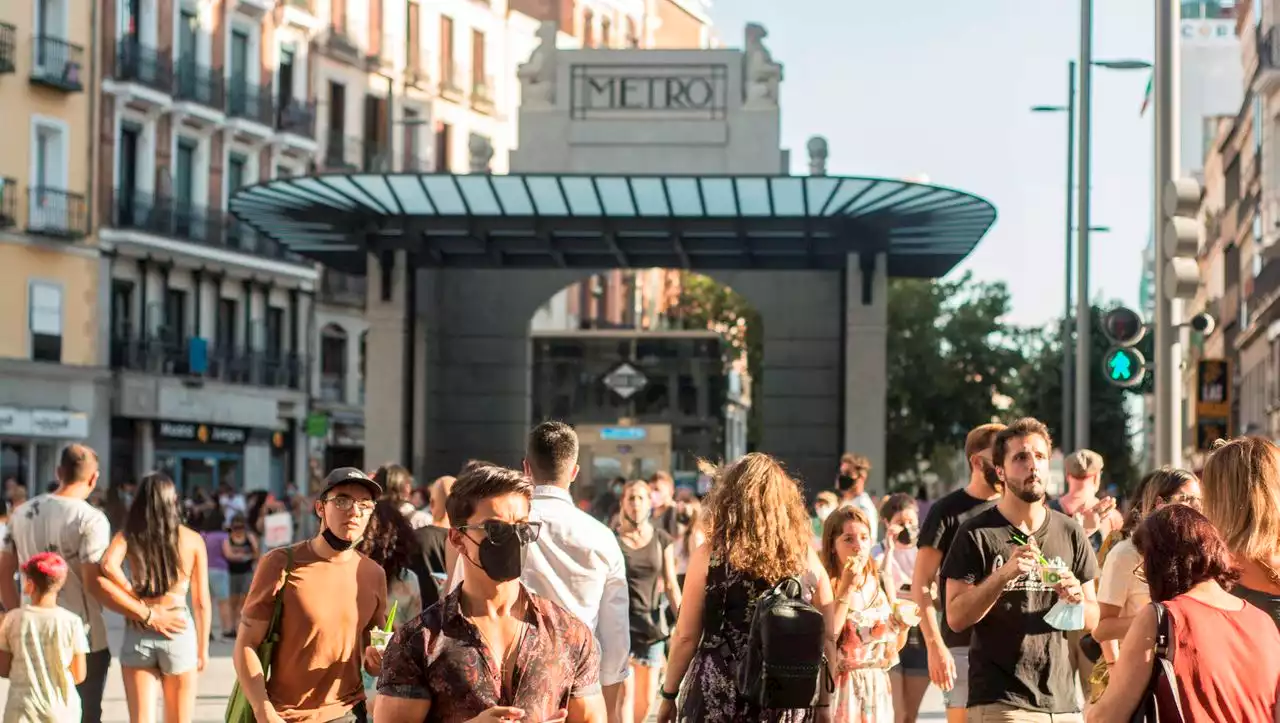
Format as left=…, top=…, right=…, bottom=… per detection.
left=659, top=687, right=679, bottom=701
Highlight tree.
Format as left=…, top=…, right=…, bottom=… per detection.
left=884, top=273, right=1027, bottom=487
left=671, top=272, right=764, bottom=449
left=1013, top=304, right=1140, bottom=494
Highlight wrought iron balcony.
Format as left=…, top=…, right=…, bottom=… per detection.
left=112, top=39, right=174, bottom=95
left=439, top=64, right=465, bottom=101
left=30, top=35, right=84, bottom=91
left=402, top=153, right=432, bottom=172
left=110, top=189, right=303, bottom=263
left=26, top=187, right=88, bottom=238
left=320, top=269, right=367, bottom=306
left=323, top=24, right=360, bottom=63
left=0, top=24, right=15, bottom=74
left=0, top=178, right=15, bottom=228
left=276, top=99, right=316, bottom=138
left=323, top=134, right=364, bottom=171
left=174, top=59, right=225, bottom=110
left=471, top=76, right=495, bottom=114
left=227, top=81, right=275, bottom=126
left=319, top=373, right=345, bottom=402
left=111, top=332, right=305, bottom=390
left=405, top=58, right=428, bottom=89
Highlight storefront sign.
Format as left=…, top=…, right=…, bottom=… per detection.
left=157, top=421, right=249, bottom=446
left=570, top=64, right=729, bottom=120
left=0, top=407, right=89, bottom=439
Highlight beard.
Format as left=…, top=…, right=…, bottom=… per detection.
left=1009, top=475, right=1046, bottom=504
left=981, top=461, right=1004, bottom=494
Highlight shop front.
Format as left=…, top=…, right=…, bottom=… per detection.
left=0, top=407, right=92, bottom=495
left=152, top=421, right=250, bottom=498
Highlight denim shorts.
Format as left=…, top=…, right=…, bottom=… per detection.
left=207, top=568, right=230, bottom=600
left=942, top=646, right=970, bottom=709
left=119, top=610, right=198, bottom=675
left=630, top=640, right=665, bottom=667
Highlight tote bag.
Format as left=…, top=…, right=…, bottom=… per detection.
left=225, top=546, right=295, bottom=723
left=1128, top=602, right=1185, bottom=723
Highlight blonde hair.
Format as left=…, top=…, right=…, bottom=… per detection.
left=701, top=454, right=811, bottom=583
left=1201, top=436, right=1280, bottom=561
left=679, top=498, right=703, bottom=558
left=820, top=504, right=879, bottom=583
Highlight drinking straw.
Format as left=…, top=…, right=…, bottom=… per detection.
left=384, top=600, right=398, bottom=633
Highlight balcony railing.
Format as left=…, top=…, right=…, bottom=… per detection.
left=110, top=189, right=303, bottom=263
left=320, top=270, right=367, bottom=306
left=227, top=81, right=275, bottom=126
left=323, top=24, right=360, bottom=62
left=0, top=178, right=15, bottom=228
left=276, top=99, right=316, bottom=137
left=112, top=39, right=174, bottom=95
left=323, top=134, right=363, bottom=171
left=319, top=373, right=345, bottom=402
left=174, top=59, right=225, bottom=110
left=471, top=76, right=495, bottom=114
left=439, top=64, right=464, bottom=100
left=30, top=36, right=84, bottom=91
left=405, top=58, right=428, bottom=88
left=27, top=187, right=88, bottom=238
left=0, top=24, right=15, bottom=74
left=111, top=332, right=305, bottom=390
left=402, top=153, right=432, bottom=172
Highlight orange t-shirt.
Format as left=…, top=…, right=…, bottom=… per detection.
left=241, top=541, right=387, bottom=723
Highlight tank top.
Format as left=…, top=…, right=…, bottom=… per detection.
left=619, top=528, right=671, bottom=643
left=1161, top=594, right=1280, bottom=723
left=227, top=536, right=254, bottom=575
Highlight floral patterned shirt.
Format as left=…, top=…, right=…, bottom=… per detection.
left=377, top=585, right=601, bottom=722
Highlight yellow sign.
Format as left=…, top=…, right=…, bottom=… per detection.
left=196, top=425, right=210, bottom=443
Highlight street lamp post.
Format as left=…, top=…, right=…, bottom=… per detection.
left=1078, top=0, right=1094, bottom=451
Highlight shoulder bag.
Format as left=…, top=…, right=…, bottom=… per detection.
left=225, top=545, right=296, bottom=723
left=1128, top=602, right=1185, bottom=723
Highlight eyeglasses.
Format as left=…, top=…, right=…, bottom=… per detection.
left=457, top=520, right=543, bottom=545
left=1166, top=494, right=1202, bottom=510
left=324, top=496, right=376, bottom=513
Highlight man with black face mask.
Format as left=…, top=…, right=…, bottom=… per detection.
left=234, top=467, right=388, bottom=723
left=378, top=463, right=608, bottom=723
left=910, top=423, right=1004, bottom=723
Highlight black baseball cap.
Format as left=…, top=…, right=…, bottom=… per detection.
left=319, top=467, right=382, bottom=499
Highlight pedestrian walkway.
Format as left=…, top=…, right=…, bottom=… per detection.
left=0, top=613, right=946, bottom=721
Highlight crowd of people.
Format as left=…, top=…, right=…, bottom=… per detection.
left=0, top=413, right=1275, bottom=722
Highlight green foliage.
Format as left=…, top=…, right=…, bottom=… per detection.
left=884, top=272, right=1027, bottom=485
left=1012, top=304, right=1141, bottom=495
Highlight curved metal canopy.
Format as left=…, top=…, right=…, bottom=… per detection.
left=228, top=173, right=997, bottom=278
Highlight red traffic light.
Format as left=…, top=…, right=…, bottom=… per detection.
left=1101, top=306, right=1146, bottom=346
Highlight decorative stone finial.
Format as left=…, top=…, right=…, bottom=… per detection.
left=807, top=136, right=829, bottom=176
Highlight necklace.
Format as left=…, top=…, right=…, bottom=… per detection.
left=1258, top=558, right=1280, bottom=589
left=464, top=594, right=528, bottom=687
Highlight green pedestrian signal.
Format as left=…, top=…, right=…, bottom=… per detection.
left=1102, top=347, right=1146, bottom=388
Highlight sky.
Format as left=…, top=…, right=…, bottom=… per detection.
left=710, top=0, right=1158, bottom=328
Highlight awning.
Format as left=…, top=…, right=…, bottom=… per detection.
left=228, top=173, right=997, bottom=278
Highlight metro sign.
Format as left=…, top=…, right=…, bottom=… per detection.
left=602, top=362, right=648, bottom=400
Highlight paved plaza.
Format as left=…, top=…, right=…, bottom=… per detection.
left=0, top=613, right=946, bottom=721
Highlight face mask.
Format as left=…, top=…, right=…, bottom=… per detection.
left=676, top=511, right=692, bottom=526
left=122, top=493, right=134, bottom=508
left=651, top=491, right=664, bottom=508
left=612, top=484, right=624, bottom=496
left=815, top=505, right=833, bottom=521
left=321, top=526, right=356, bottom=552
left=468, top=530, right=528, bottom=583
left=837, top=475, right=857, bottom=493
left=896, top=524, right=918, bottom=546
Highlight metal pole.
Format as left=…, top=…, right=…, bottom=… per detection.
left=1063, top=60, right=1077, bottom=453
left=1153, top=0, right=1180, bottom=467
left=1074, top=0, right=1093, bottom=450
left=386, top=74, right=396, bottom=171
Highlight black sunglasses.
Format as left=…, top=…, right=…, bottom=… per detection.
left=457, top=520, right=543, bottom=545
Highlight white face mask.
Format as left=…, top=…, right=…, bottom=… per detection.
left=815, top=504, right=833, bottom=521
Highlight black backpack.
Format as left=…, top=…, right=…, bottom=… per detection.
left=736, top=577, right=833, bottom=709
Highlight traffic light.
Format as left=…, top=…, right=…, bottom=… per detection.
left=1100, top=306, right=1146, bottom=388
left=1161, top=177, right=1202, bottom=300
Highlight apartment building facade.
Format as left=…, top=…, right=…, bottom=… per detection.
left=98, top=0, right=321, bottom=495
left=0, top=0, right=110, bottom=492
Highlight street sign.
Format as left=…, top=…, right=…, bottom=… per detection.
left=1101, top=306, right=1146, bottom=346
left=1194, top=359, right=1231, bottom=450
left=602, top=362, right=648, bottom=400
left=1102, top=346, right=1146, bottom=388
left=601, top=426, right=647, bottom=441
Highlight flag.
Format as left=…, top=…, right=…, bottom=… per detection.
left=1140, top=73, right=1153, bottom=116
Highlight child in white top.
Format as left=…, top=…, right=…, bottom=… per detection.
left=0, top=552, right=88, bottom=723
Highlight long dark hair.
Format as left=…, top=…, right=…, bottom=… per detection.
left=358, top=500, right=421, bottom=583
left=1133, top=504, right=1239, bottom=602
left=124, top=472, right=184, bottom=598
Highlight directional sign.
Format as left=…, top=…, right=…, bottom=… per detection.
left=602, top=362, right=648, bottom=400
left=1102, top=346, right=1146, bottom=388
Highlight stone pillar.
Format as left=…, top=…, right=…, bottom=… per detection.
left=345, top=321, right=362, bottom=405
left=364, top=251, right=407, bottom=469
left=844, top=252, right=888, bottom=497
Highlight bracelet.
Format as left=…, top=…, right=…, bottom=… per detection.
left=659, top=687, right=678, bottom=701
left=143, top=606, right=154, bottom=626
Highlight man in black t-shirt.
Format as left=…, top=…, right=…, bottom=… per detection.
left=942, top=417, right=1099, bottom=721
left=911, top=423, right=1004, bottom=723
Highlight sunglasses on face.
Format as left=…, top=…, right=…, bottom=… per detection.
left=324, top=496, right=376, bottom=513
left=457, top=520, right=543, bottom=545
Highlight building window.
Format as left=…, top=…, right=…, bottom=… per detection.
left=164, top=288, right=188, bottom=342
left=228, top=153, right=247, bottom=198
left=440, top=16, right=455, bottom=88
left=111, top=279, right=134, bottom=341
left=435, top=122, right=452, bottom=172
left=1254, top=94, right=1264, bottom=155
left=216, top=297, right=237, bottom=352
left=266, top=306, right=284, bottom=359
left=320, top=323, right=348, bottom=402
left=406, top=1, right=421, bottom=72
left=472, top=30, right=486, bottom=90
left=29, top=281, right=63, bottom=363
left=29, top=118, right=69, bottom=233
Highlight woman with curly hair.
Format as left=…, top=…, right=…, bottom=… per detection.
left=357, top=501, right=424, bottom=703
left=655, top=454, right=836, bottom=723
